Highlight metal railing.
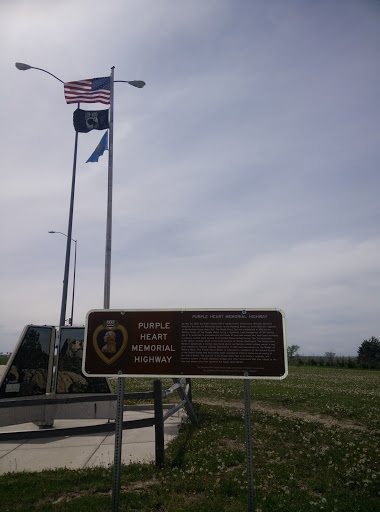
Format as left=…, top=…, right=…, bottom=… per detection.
left=0, top=378, right=198, bottom=467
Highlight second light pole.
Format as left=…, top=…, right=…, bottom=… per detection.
left=49, top=231, right=77, bottom=326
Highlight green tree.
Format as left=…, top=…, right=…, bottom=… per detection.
left=357, top=337, right=380, bottom=368
left=325, top=352, right=336, bottom=366
left=287, top=345, right=300, bottom=362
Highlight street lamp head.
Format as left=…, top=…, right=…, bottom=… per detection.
left=48, top=231, right=56, bottom=233
left=15, top=62, right=32, bottom=71
left=127, top=80, right=146, bottom=88
left=15, top=62, right=64, bottom=83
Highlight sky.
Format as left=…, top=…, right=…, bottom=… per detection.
left=0, top=0, right=379, bottom=356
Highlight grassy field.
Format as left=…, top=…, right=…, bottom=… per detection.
left=0, top=355, right=9, bottom=365
left=0, top=366, right=379, bottom=511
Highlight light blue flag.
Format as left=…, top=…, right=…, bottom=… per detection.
left=86, top=131, right=108, bottom=163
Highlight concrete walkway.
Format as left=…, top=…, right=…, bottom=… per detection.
left=0, top=409, right=186, bottom=474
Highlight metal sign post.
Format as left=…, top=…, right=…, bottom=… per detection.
left=244, top=373, right=255, bottom=512
left=111, top=371, right=124, bottom=512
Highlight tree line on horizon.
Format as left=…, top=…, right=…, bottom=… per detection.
left=1, top=339, right=380, bottom=370
left=287, top=336, right=380, bottom=369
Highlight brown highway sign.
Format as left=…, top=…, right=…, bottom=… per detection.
left=83, top=309, right=288, bottom=380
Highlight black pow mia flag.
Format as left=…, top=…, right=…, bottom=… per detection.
left=73, top=108, right=109, bottom=133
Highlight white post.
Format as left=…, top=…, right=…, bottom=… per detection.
left=104, top=67, right=114, bottom=309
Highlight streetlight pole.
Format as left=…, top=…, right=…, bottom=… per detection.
left=16, top=62, right=78, bottom=327
left=49, top=231, right=77, bottom=325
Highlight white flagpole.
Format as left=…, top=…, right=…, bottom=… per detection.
left=104, top=67, right=114, bottom=309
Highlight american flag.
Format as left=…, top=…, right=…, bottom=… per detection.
left=64, top=77, right=111, bottom=104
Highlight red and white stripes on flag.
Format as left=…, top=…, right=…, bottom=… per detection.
left=64, top=76, right=111, bottom=104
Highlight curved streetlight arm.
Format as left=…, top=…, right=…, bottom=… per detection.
left=15, top=63, right=64, bottom=83
left=48, top=230, right=76, bottom=242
